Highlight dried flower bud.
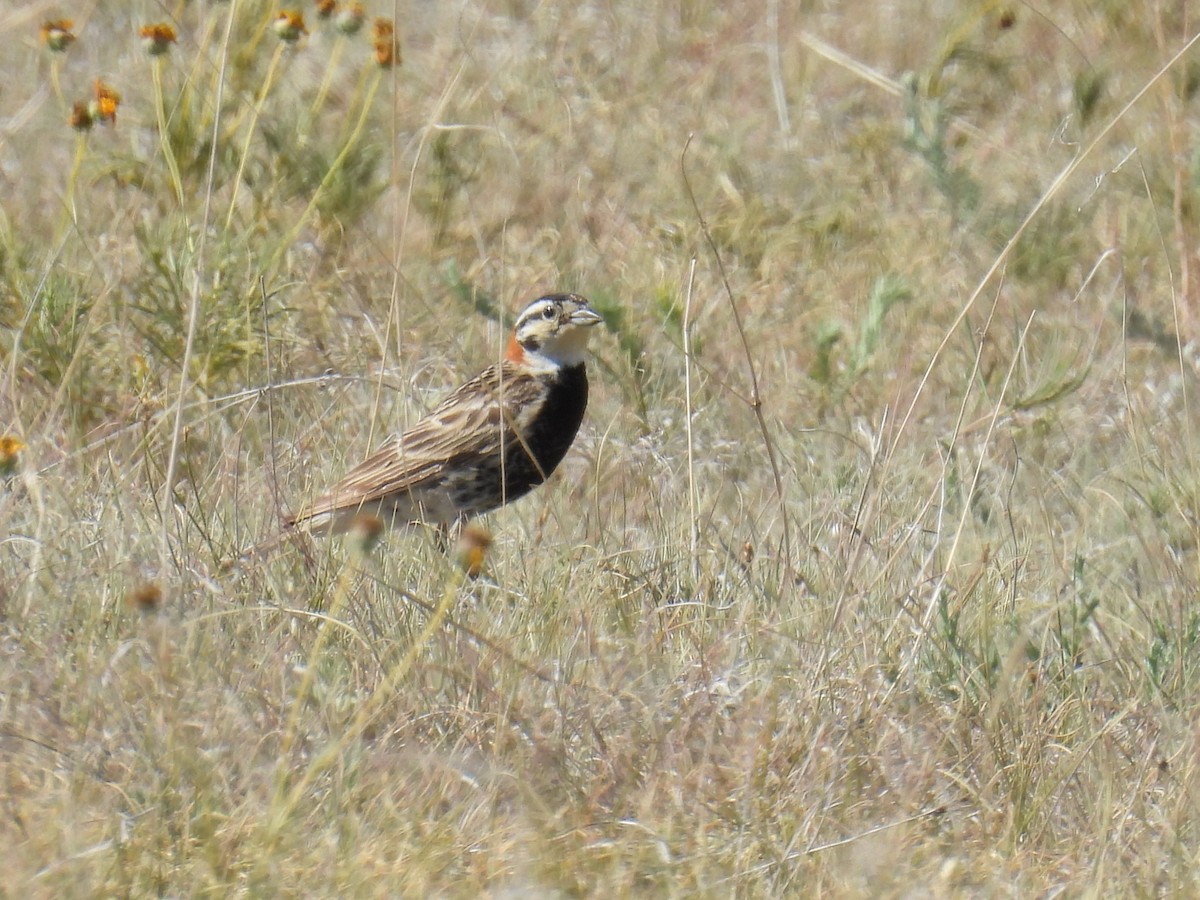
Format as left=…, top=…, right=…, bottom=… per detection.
left=41, top=19, right=76, bottom=53
left=273, top=10, right=307, bottom=43
left=69, top=101, right=94, bottom=131
left=348, top=513, right=385, bottom=554
left=336, top=3, right=364, bottom=35
left=90, top=79, right=121, bottom=124
left=457, top=525, right=493, bottom=579
left=0, top=436, right=25, bottom=477
left=127, top=582, right=164, bottom=614
left=372, top=18, right=400, bottom=68
left=140, top=23, right=178, bottom=56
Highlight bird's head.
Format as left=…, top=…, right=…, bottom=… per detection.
left=505, top=293, right=603, bottom=369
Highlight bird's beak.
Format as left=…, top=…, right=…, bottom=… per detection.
left=570, top=308, right=604, bottom=327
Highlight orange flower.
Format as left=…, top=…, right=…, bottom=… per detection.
left=0, top=436, right=25, bottom=477
left=140, top=23, right=177, bottom=56
left=456, top=525, right=493, bottom=579
left=41, top=19, right=75, bottom=52
left=273, top=10, right=307, bottom=42
left=335, top=2, right=364, bottom=35
left=315, top=0, right=337, bottom=20
left=69, top=100, right=94, bottom=131
left=90, top=79, right=121, bottom=124
left=372, top=18, right=400, bottom=68
left=372, top=19, right=393, bottom=43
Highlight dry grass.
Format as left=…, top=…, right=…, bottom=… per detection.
left=3, top=0, right=1200, bottom=895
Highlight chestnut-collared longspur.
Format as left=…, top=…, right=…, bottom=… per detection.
left=286, top=293, right=603, bottom=536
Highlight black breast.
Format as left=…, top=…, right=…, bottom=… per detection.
left=501, top=363, right=589, bottom=502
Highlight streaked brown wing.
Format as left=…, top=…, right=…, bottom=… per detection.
left=291, top=362, right=540, bottom=523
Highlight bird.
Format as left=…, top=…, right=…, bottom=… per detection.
left=284, top=292, right=603, bottom=540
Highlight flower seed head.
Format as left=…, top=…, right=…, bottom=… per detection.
left=273, top=10, right=307, bottom=43
left=41, top=19, right=75, bottom=53
left=336, top=3, right=364, bottom=35
left=457, top=525, right=494, bottom=579
left=140, top=23, right=177, bottom=56
left=90, top=79, right=121, bottom=124
left=69, top=101, right=94, bottom=131
left=0, top=436, right=25, bottom=477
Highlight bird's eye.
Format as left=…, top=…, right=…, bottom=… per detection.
left=542, top=305, right=557, bottom=320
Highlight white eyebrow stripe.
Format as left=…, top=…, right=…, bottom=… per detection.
left=516, top=298, right=557, bottom=329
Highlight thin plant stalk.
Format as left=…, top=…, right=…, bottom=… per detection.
left=225, top=41, right=286, bottom=230
left=49, top=59, right=66, bottom=110
left=269, top=544, right=360, bottom=808
left=683, top=256, right=699, bottom=582
left=151, top=57, right=186, bottom=206
left=59, top=132, right=88, bottom=237
left=265, top=67, right=382, bottom=276
left=308, top=34, right=346, bottom=123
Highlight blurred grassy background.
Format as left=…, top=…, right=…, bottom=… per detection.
left=2, top=0, right=1200, bottom=894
